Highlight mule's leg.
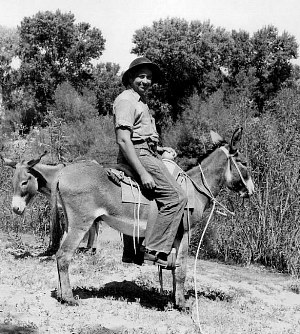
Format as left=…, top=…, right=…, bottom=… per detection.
left=174, top=230, right=189, bottom=309
left=87, top=221, right=99, bottom=252
left=56, top=226, right=90, bottom=305
left=79, top=230, right=90, bottom=250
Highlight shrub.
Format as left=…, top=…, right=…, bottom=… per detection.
left=190, top=88, right=300, bottom=275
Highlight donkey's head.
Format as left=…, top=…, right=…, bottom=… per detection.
left=2, top=151, right=48, bottom=215
left=210, top=128, right=254, bottom=198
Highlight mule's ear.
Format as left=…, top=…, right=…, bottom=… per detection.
left=27, top=151, right=48, bottom=168
left=210, top=130, right=224, bottom=144
left=230, top=127, right=243, bottom=151
left=1, top=156, right=17, bottom=168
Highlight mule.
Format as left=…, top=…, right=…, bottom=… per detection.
left=49, top=128, right=254, bottom=308
left=1, top=154, right=98, bottom=253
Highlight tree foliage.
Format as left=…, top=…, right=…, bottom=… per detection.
left=132, top=18, right=232, bottom=120
left=0, top=26, right=19, bottom=107
left=132, top=19, right=298, bottom=120
left=17, top=10, right=105, bottom=126
left=250, top=26, right=298, bottom=112
left=88, top=62, right=123, bottom=115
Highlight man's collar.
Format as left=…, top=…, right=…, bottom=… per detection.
left=128, top=88, right=146, bottom=103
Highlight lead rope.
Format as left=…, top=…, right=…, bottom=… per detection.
left=192, top=164, right=217, bottom=334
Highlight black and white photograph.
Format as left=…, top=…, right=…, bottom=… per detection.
left=0, top=1, right=299, bottom=333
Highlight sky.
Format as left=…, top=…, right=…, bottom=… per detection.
left=0, top=0, right=300, bottom=71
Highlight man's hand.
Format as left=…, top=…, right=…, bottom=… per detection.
left=140, top=171, right=156, bottom=189
left=160, top=146, right=177, bottom=160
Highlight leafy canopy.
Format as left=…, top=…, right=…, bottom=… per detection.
left=17, top=10, right=105, bottom=124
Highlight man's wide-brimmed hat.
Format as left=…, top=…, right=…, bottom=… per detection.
left=122, top=57, right=161, bottom=86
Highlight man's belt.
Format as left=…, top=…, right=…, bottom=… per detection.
left=133, top=138, right=158, bottom=156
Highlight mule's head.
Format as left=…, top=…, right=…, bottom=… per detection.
left=2, top=152, right=47, bottom=215
left=211, top=128, right=254, bottom=198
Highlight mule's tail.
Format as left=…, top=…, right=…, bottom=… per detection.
left=41, top=179, right=63, bottom=256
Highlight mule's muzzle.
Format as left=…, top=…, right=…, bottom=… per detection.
left=12, top=206, right=25, bottom=215
left=12, top=194, right=29, bottom=215
left=239, top=190, right=250, bottom=198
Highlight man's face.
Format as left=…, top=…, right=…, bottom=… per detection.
left=129, top=66, right=153, bottom=96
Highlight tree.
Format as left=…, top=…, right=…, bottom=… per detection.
left=132, top=18, right=233, bottom=121
left=17, top=10, right=105, bottom=126
left=0, top=25, right=19, bottom=109
left=88, top=62, right=123, bottom=115
left=250, top=26, right=298, bottom=112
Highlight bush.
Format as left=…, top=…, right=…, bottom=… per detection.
left=53, top=82, right=98, bottom=123
left=190, top=88, right=300, bottom=275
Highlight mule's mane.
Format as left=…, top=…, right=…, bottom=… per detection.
left=184, top=140, right=228, bottom=172
left=198, top=140, right=227, bottom=162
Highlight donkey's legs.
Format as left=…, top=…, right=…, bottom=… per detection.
left=56, top=225, right=92, bottom=305
left=78, top=221, right=99, bottom=251
left=174, top=230, right=189, bottom=309
left=86, top=221, right=100, bottom=251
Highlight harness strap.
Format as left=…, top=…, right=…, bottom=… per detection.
left=219, top=146, right=249, bottom=190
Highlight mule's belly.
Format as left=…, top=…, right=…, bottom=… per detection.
left=102, top=214, right=147, bottom=237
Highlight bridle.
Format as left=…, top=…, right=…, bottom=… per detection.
left=219, top=146, right=250, bottom=191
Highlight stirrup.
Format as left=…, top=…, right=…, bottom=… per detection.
left=144, top=250, right=168, bottom=268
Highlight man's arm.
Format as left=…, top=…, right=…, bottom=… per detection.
left=116, top=128, right=156, bottom=189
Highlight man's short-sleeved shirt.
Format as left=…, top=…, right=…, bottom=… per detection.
left=113, top=89, right=159, bottom=143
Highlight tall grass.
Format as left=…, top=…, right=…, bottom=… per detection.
left=183, top=88, right=300, bottom=276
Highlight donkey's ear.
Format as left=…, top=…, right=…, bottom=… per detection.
left=230, top=127, right=243, bottom=151
left=27, top=151, right=48, bottom=168
left=1, top=156, right=17, bottom=168
left=210, top=130, right=224, bottom=144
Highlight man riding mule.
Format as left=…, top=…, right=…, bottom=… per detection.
left=113, top=57, right=188, bottom=267
left=3, top=129, right=254, bottom=307
left=48, top=125, right=254, bottom=308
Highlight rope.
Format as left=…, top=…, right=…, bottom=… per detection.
left=193, top=201, right=216, bottom=334
left=129, top=179, right=141, bottom=254
left=191, top=149, right=237, bottom=334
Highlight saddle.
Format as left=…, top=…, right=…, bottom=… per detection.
left=106, top=163, right=150, bottom=205
left=106, top=159, right=196, bottom=209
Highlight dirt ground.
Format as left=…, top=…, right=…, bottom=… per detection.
left=0, top=224, right=300, bottom=334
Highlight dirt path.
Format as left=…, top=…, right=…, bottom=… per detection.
left=0, top=225, right=300, bottom=333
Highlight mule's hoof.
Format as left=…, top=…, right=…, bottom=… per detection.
left=77, top=247, right=90, bottom=254
left=175, top=295, right=188, bottom=311
left=66, top=299, right=79, bottom=306
left=58, top=296, right=78, bottom=306
left=38, top=249, right=56, bottom=257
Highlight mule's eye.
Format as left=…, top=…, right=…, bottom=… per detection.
left=21, top=177, right=31, bottom=187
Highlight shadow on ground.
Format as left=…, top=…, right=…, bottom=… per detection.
left=52, top=280, right=173, bottom=311
left=74, top=325, right=119, bottom=334
left=0, top=324, right=38, bottom=334
left=186, top=288, right=233, bottom=302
